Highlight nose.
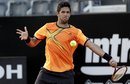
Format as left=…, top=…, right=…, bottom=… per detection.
left=64, top=12, right=68, bottom=15
left=64, top=12, right=70, bottom=17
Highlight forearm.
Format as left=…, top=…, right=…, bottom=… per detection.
left=85, top=40, right=105, bottom=57
left=85, top=40, right=117, bottom=67
left=85, top=40, right=112, bottom=61
left=25, top=37, right=41, bottom=47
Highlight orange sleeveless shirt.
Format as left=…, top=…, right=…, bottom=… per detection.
left=34, top=22, right=88, bottom=72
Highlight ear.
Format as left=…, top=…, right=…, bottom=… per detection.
left=56, top=11, right=59, bottom=16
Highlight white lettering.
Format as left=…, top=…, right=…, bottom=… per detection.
left=6, top=64, right=23, bottom=79
left=110, top=34, right=120, bottom=62
left=85, top=39, right=93, bottom=63
left=85, top=34, right=129, bottom=63
left=0, top=66, right=5, bottom=79
left=82, top=34, right=130, bottom=76
left=121, top=38, right=130, bottom=62
left=94, top=38, right=110, bottom=63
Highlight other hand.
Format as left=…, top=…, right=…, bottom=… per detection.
left=16, top=26, right=28, bottom=40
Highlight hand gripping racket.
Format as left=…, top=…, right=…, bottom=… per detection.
left=111, top=65, right=128, bottom=82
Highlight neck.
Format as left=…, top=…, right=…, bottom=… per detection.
left=56, top=20, right=69, bottom=28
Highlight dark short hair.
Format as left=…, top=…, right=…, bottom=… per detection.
left=57, top=1, right=71, bottom=12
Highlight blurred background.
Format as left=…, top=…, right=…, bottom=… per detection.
left=0, top=0, right=129, bottom=17
left=0, top=0, right=130, bottom=84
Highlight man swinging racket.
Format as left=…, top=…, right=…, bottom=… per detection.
left=16, top=1, right=117, bottom=84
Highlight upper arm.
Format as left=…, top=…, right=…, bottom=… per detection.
left=85, top=39, right=93, bottom=47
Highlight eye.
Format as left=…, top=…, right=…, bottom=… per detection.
left=67, top=11, right=70, bottom=14
left=61, top=11, right=70, bottom=14
left=61, top=11, right=65, bottom=13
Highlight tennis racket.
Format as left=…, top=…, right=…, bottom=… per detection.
left=111, top=65, right=128, bottom=82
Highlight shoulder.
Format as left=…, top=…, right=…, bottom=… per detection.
left=39, top=22, right=56, bottom=30
left=70, top=24, right=82, bottom=32
left=44, top=22, right=57, bottom=30
left=46, top=22, right=56, bottom=27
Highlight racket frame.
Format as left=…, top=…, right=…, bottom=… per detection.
left=111, top=65, right=128, bottom=82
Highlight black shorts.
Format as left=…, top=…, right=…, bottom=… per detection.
left=35, top=67, right=75, bottom=84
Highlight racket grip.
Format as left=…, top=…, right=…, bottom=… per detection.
left=109, top=59, right=118, bottom=67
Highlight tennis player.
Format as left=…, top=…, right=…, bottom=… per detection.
left=16, top=1, right=117, bottom=84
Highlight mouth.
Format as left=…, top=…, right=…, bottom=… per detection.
left=63, top=17, right=68, bottom=21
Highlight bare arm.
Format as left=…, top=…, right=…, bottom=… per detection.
left=85, top=40, right=105, bottom=57
left=85, top=40, right=117, bottom=67
left=16, top=26, right=41, bottom=47
left=26, top=37, right=41, bottom=47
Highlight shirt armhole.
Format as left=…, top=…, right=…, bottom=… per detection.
left=84, top=38, right=90, bottom=46
left=34, top=36, right=43, bottom=40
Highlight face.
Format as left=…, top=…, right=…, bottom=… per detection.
left=57, top=7, right=71, bottom=24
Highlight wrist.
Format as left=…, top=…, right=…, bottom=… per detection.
left=25, top=37, right=30, bottom=43
left=102, top=53, right=112, bottom=62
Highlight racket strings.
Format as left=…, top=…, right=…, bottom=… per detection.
left=112, top=66, right=127, bottom=81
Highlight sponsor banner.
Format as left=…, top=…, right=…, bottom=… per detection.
left=68, top=14, right=130, bottom=84
left=0, top=13, right=130, bottom=84
left=80, top=34, right=130, bottom=84
left=0, top=57, right=27, bottom=84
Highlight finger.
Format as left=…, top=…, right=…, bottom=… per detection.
left=16, top=29, right=23, bottom=32
left=20, top=37, right=23, bottom=40
left=24, top=26, right=27, bottom=32
left=16, top=32, right=22, bottom=35
left=19, top=36, right=24, bottom=40
left=19, top=36, right=22, bottom=39
left=112, top=63, right=117, bottom=68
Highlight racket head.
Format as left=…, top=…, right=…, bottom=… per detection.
left=111, top=65, right=128, bottom=82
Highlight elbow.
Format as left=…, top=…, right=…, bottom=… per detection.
left=29, top=45, right=36, bottom=48
left=26, top=43, right=37, bottom=48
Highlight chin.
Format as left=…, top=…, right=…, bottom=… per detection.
left=62, top=21, right=68, bottom=24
